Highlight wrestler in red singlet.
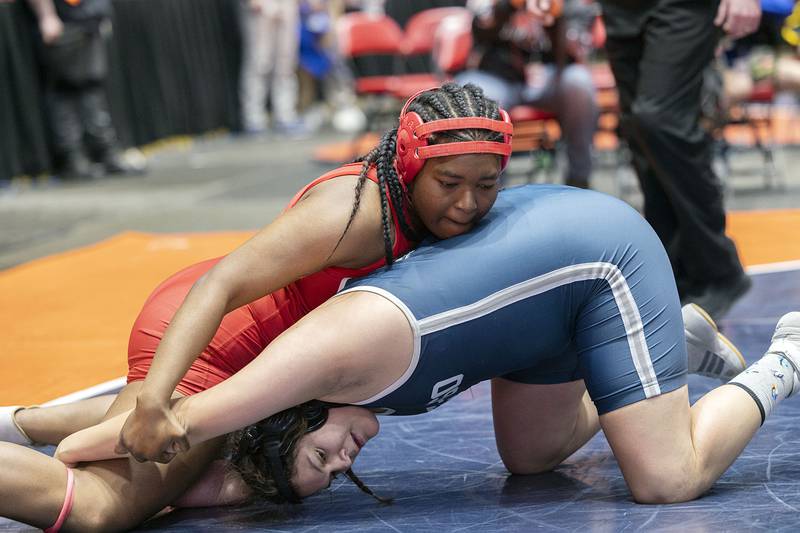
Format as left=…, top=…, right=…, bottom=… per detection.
left=127, top=163, right=414, bottom=395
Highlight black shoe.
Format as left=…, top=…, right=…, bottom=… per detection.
left=684, top=273, right=752, bottom=321
left=57, top=152, right=101, bottom=181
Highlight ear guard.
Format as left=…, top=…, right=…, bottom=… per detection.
left=236, top=401, right=329, bottom=504
left=395, top=88, right=514, bottom=185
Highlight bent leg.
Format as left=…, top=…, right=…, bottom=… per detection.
left=11, top=395, right=117, bottom=445
left=491, top=379, right=599, bottom=474
left=600, top=384, right=761, bottom=503
left=0, top=381, right=224, bottom=530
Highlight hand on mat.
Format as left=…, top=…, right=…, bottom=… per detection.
left=115, top=398, right=190, bottom=463
left=55, top=413, right=130, bottom=467
left=715, top=0, right=761, bottom=39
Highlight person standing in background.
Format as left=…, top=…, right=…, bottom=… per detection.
left=239, top=0, right=307, bottom=136
left=530, top=0, right=760, bottom=319
left=25, top=0, right=146, bottom=180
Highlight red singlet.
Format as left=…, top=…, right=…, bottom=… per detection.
left=127, top=163, right=414, bottom=395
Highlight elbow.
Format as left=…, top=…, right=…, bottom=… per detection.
left=190, top=270, right=237, bottom=310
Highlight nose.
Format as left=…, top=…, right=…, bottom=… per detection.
left=334, top=448, right=353, bottom=471
left=454, top=188, right=477, bottom=213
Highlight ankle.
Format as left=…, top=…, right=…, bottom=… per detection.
left=12, top=406, right=41, bottom=445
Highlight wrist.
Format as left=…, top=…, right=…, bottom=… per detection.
left=136, top=392, right=170, bottom=410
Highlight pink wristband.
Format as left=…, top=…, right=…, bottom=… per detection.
left=45, top=468, right=75, bottom=533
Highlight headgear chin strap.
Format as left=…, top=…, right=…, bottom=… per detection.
left=240, top=401, right=329, bottom=504
left=395, top=87, right=514, bottom=186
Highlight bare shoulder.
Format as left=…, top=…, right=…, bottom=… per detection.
left=296, top=173, right=380, bottom=207
left=294, top=173, right=386, bottom=268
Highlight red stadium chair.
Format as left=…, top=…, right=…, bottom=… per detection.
left=335, top=12, right=404, bottom=96
left=388, top=7, right=473, bottom=99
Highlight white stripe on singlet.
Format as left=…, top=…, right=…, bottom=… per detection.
left=341, top=262, right=660, bottom=405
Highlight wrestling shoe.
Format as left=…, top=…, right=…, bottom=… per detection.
left=0, top=406, right=36, bottom=446
left=767, top=312, right=800, bottom=396
left=684, top=303, right=746, bottom=381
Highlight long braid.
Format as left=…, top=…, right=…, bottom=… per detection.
left=345, top=469, right=393, bottom=504
left=465, top=83, right=486, bottom=117
left=375, top=149, right=394, bottom=266
left=442, top=83, right=470, bottom=116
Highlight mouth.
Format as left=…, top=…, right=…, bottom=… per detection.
left=351, top=432, right=365, bottom=451
left=444, top=217, right=473, bottom=229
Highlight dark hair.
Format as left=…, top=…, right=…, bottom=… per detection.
left=228, top=403, right=392, bottom=505
left=338, top=82, right=505, bottom=267
left=227, top=408, right=310, bottom=503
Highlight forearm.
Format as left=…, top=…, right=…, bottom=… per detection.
left=137, top=278, right=231, bottom=405
left=54, top=412, right=130, bottom=465
left=25, top=0, right=58, bottom=21
left=173, top=316, right=349, bottom=446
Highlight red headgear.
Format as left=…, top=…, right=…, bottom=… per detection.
left=395, top=87, right=514, bottom=185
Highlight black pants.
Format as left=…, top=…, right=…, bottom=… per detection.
left=600, top=0, right=744, bottom=297
left=41, top=21, right=118, bottom=161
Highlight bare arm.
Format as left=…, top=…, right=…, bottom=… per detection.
left=58, top=290, right=413, bottom=464
left=119, top=177, right=388, bottom=461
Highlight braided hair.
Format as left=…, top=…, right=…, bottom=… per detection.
left=337, top=82, right=505, bottom=267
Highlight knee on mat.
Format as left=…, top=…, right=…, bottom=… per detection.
left=500, top=449, right=566, bottom=475
left=626, top=473, right=703, bottom=504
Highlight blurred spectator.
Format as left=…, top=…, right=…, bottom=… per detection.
left=238, top=0, right=306, bottom=136
left=720, top=0, right=800, bottom=105
left=594, top=0, right=761, bottom=319
left=25, top=0, right=146, bottom=180
left=297, top=0, right=366, bottom=133
left=456, top=0, right=599, bottom=188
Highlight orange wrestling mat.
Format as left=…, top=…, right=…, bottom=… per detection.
left=2, top=210, right=800, bottom=405
left=0, top=231, right=252, bottom=405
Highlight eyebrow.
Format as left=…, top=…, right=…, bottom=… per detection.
left=438, top=169, right=498, bottom=180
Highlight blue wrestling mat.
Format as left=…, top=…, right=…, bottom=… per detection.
left=2, top=267, right=799, bottom=532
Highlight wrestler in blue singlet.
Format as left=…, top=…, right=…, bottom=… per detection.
left=341, top=185, right=688, bottom=416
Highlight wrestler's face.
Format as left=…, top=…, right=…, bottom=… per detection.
left=291, top=406, right=380, bottom=498
left=411, top=153, right=501, bottom=239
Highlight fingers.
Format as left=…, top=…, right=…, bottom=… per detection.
left=716, top=0, right=761, bottom=39
left=714, top=0, right=729, bottom=27
left=170, top=434, right=191, bottom=454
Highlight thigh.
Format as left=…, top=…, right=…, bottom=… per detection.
left=454, top=70, right=523, bottom=109
left=573, top=219, right=688, bottom=414
left=491, top=378, right=598, bottom=473
left=599, top=385, right=693, bottom=498
left=603, top=34, right=643, bottom=116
